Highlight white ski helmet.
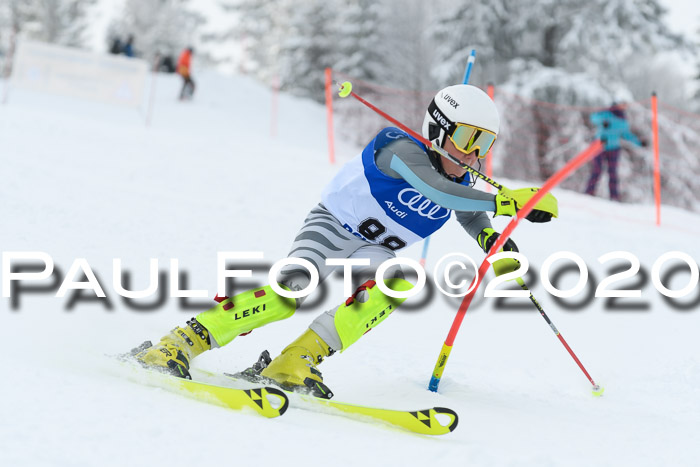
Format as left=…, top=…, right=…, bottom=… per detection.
left=421, top=84, right=500, bottom=159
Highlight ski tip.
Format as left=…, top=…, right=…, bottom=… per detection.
left=263, top=386, right=290, bottom=416
left=432, top=407, right=459, bottom=433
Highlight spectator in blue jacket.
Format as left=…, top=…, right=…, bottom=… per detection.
left=585, top=103, right=646, bottom=201
left=122, top=35, right=135, bottom=58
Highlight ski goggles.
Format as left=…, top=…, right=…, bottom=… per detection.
left=449, top=123, right=497, bottom=159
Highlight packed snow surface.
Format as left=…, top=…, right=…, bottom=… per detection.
left=2, top=71, right=699, bottom=467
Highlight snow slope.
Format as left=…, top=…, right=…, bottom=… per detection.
left=2, top=71, right=699, bottom=467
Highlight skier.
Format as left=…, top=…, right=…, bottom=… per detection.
left=585, top=103, right=646, bottom=201
left=130, top=84, right=557, bottom=398
left=176, top=47, right=195, bottom=100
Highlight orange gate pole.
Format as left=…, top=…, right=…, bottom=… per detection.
left=651, top=92, right=661, bottom=226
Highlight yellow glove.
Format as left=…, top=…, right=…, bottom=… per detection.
left=494, top=187, right=558, bottom=223
left=476, top=228, right=521, bottom=276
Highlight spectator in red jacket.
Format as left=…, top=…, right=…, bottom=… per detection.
left=177, top=47, right=195, bottom=100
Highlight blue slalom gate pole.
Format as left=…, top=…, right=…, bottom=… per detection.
left=419, top=237, right=431, bottom=267
left=462, top=49, right=476, bottom=85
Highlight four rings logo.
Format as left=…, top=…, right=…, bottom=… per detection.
left=393, top=188, right=450, bottom=220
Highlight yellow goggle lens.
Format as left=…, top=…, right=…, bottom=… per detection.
left=449, top=124, right=496, bottom=158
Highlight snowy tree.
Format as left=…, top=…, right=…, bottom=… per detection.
left=362, top=0, right=438, bottom=135
left=0, top=0, right=95, bottom=77
left=223, top=0, right=438, bottom=105
left=428, top=0, right=686, bottom=90
left=0, top=1, right=19, bottom=73
left=333, top=0, right=385, bottom=84
left=191, top=2, right=238, bottom=73
left=380, top=0, right=437, bottom=92
left=219, top=0, right=286, bottom=81
left=696, top=70, right=700, bottom=113
left=0, top=1, right=24, bottom=35
left=108, top=0, right=205, bottom=64
left=0, top=0, right=96, bottom=48
left=528, top=0, right=686, bottom=88
left=276, top=0, right=339, bottom=101
left=426, top=0, right=498, bottom=87
left=221, top=0, right=340, bottom=97
left=695, top=22, right=700, bottom=112
left=623, top=52, right=693, bottom=112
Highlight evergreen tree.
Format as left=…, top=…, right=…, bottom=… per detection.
left=220, top=0, right=286, bottom=82
left=428, top=0, right=686, bottom=90
left=426, top=0, right=497, bottom=86
left=380, top=0, right=436, bottom=92
left=333, top=0, right=385, bottom=84
left=224, top=0, right=437, bottom=104
left=695, top=22, right=700, bottom=112
left=0, top=0, right=96, bottom=48
left=277, top=0, right=338, bottom=102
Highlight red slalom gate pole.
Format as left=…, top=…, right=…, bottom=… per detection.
left=428, top=140, right=603, bottom=392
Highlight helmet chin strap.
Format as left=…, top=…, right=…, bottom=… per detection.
left=446, top=160, right=482, bottom=187
left=464, top=159, right=481, bottom=187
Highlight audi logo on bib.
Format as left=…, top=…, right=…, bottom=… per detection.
left=397, top=188, right=451, bottom=220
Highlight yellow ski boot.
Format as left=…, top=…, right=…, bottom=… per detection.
left=261, top=328, right=334, bottom=397
left=131, top=319, right=211, bottom=379
left=238, top=329, right=334, bottom=399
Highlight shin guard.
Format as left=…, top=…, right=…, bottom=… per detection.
left=333, top=278, right=414, bottom=351
left=196, top=285, right=296, bottom=346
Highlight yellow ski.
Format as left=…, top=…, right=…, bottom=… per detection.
left=122, top=363, right=288, bottom=418
left=192, top=369, right=458, bottom=435
left=289, top=394, right=458, bottom=436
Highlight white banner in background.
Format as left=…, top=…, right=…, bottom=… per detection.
left=10, top=39, right=149, bottom=108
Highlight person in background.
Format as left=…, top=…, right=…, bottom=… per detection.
left=585, top=103, right=646, bottom=201
left=122, top=35, right=135, bottom=57
left=109, top=37, right=122, bottom=55
left=158, top=54, right=176, bottom=73
left=177, top=47, right=195, bottom=100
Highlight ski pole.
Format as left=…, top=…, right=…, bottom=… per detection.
left=420, top=49, right=478, bottom=268
left=428, top=140, right=603, bottom=392
left=514, top=277, right=604, bottom=396
left=336, top=81, right=504, bottom=191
